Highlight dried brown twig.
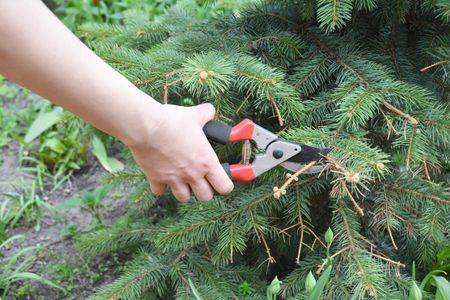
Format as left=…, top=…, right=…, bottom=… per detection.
left=273, top=161, right=317, bottom=199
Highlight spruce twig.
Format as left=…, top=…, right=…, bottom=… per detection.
left=364, top=251, right=405, bottom=268
left=342, top=183, right=364, bottom=216
left=316, top=246, right=350, bottom=274
left=382, top=100, right=418, bottom=125
left=133, top=78, right=156, bottom=87
left=386, top=184, right=450, bottom=205
left=420, top=60, right=448, bottom=72
left=266, top=91, right=284, bottom=126
left=405, top=124, right=417, bottom=171
left=423, top=160, right=431, bottom=181
left=273, top=161, right=317, bottom=199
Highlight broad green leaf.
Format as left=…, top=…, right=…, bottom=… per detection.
left=433, top=276, right=450, bottom=300
left=421, top=270, right=447, bottom=290
left=436, top=245, right=450, bottom=266
left=408, top=281, right=422, bottom=300
left=91, top=135, right=124, bottom=173
left=105, top=157, right=124, bottom=173
left=8, top=272, right=66, bottom=292
left=24, top=107, right=64, bottom=143
left=305, top=271, right=316, bottom=295
left=0, top=234, right=24, bottom=249
left=309, top=266, right=332, bottom=300
left=42, top=138, right=67, bottom=154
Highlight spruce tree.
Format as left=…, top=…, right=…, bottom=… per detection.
left=75, top=0, right=449, bottom=299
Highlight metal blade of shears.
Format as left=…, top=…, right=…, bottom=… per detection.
left=283, top=142, right=331, bottom=163
left=278, top=142, right=331, bottom=174
left=279, top=160, right=329, bottom=174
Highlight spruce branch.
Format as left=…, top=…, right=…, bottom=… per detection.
left=78, top=2, right=450, bottom=298
left=423, top=118, right=450, bottom=130
left=249, top=209, right=275, bottom=265
left=371, top=190, right=401, bottom=251
left=305, top=29, right=422, bottom=128
left=386, top=183, right=450, bottom=205
left=335, top=205, right=377, bottom=297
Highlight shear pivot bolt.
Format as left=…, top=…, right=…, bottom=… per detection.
left=273, top=149, right=284, bottom=159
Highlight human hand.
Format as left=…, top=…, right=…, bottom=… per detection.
left=128, top=102, right=234, bottom=202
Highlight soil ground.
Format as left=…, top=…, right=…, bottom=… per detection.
left=0, top=145, right=128, bottom=299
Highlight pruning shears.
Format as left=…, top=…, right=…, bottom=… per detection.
left=203, top=119, right=331, bottom=183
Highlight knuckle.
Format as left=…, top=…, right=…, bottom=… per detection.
left=198, top=157, right=211, bottom=170
left=166, top=176, right=179, bottom=186
left=183, top=168, right=199, bottom=181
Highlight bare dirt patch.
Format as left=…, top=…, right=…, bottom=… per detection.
left=1, top=147, right=128, bottom=300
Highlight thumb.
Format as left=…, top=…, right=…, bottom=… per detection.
left=192, top=103, right=216, bottom=126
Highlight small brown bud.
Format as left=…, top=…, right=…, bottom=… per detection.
left=345, top=172, right=360, bottom=183
left=377, top=162, right=384, bottom=169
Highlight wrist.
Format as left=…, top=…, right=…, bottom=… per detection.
left=120, top=93, right=165, bottom=148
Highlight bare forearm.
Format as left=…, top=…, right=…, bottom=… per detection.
left=0, top=0, right=233, bottom=201
left=0, top=0, right=161, bottom=146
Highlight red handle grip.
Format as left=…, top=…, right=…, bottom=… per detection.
left=229, top=119, right=255, bottom=141
left=229, top=164, right=256, bottom=183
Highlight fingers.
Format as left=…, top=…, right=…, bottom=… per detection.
left=169, top=181, right=192, bottom=202
left=149, top=180, right=165, bottom=196
left=206, top=165, right=234, bottom=195
left=193, top=103, right=215, bottom=126
left=190, top=179, right=214, bottom=201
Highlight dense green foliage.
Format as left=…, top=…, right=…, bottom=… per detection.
left=53, top=0, right=176, bottom=30
left=70, top=0, right=450, bottom=299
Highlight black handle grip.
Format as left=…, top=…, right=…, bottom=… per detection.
left=221, top=163, right=231, bottom=178
left=203, top=121, right=231, bottom=145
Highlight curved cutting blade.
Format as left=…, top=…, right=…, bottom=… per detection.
left=279, top=142, right=331, bottom=174
left=285, top=142, right=331, bottom=163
